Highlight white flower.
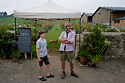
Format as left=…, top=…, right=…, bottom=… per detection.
left=104, top=40, right=111, bottom=45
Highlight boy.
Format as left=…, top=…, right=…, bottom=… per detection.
left=36, top=30, right=54, bottom=81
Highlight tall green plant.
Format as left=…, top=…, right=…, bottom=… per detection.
left=84, top=27, right=106, bottom=55
left=83, top=26, right=110, bottom=64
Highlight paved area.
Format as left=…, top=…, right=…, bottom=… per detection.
left=0, top=53, right=125, bottom=83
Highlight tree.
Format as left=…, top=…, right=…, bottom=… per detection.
left=3, top=12, right=7, bottom=16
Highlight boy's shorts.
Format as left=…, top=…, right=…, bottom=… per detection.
left=60, top=51, right=74, bottom=62
left=38, top=55, right=50, bottom=66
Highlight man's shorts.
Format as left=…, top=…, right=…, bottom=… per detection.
left=38, top=55, right=50, bottom=66
left=60, top=51, right=74, bottom=62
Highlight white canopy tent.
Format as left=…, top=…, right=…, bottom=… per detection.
left=14, top=0, right=81, bottom=19
left=13, top=0, right=82, bottom=48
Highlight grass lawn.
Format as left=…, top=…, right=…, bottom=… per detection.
left=46, top=26, right=63, bottom=52
left=0, top=16, right=32, bottom=24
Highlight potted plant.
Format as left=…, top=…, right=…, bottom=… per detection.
left=10, top=50, right=21, bottom=62
left=82, top=26, right=110, bottom=67
left=77, top=49, right=91, bottom=65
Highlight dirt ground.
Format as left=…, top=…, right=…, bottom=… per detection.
left=0, top=53, right=125, bottom=83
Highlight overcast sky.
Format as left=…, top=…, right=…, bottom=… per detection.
left=0, top=0, right=125, bottom=15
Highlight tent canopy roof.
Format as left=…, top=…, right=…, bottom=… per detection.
left=14, top=0, right=81, bottom=19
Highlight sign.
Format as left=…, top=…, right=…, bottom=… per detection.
left=18, top=28, right=32, bottom=53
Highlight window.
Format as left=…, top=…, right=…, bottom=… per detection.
left=98, top=11, right=101, bottom=14
left=114, top=20, right=120, bottom=23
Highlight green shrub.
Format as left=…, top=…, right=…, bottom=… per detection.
left=119, top=28, right=125, bottom=32
left=0, top=26, right=13, bottom=59
left=82, top=24, right=93, bottom=32
left=47, top=24, right=53, bottom=30
left=78, top=24, right=125, bottom=32
left=95, top=24, right=107, bottom=29
left=82, top=26, right=110, bottom=64
left=60, top=24, right=65, bottom=31
left=72, top=23, right=81, bottom=34
left=42, top=27, right=48, bottom=32
left=10, top=50, right=21, bottom=58
left=105, top=27, right=120, bottom=32
left=84, top=27, right=106, bottom=55
left=31, top=27, right=40, bottom=43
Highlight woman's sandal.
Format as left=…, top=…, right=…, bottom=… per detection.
left=46, top=74, right=54, bottom=78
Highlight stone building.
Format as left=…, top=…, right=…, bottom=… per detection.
left=81, top=13, right=93, bottom=24
left=92, top=7, right=125, bottom=27
left=112, top=16, right=125, bottom=28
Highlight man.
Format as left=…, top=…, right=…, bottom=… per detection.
left=59, top=22, right=78, bottom=79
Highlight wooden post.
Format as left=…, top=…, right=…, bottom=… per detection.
left=31, top=52, right=32, bottom=59
left=24, top=52, right=27, bottom=59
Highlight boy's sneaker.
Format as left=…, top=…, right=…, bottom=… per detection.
left=46, top=74, right=54, bottom=78
left=38, top=77, right=46, bottom=81
left=71, top=71, right=79, bottom=78
left=61, top=71, right=65, bottom=79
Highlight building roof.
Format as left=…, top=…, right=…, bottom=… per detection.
left=84, top=13, right=93, bottom=16
left=92, top=7, right=125, bottom=16
left=113, top=16, right=125, bottom=20
left=100, top=7, right=125, bottom=11
left=81, top=12, right=93, bottom=17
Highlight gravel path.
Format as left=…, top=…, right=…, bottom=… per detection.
left=0, top=53, right=125, bottom=83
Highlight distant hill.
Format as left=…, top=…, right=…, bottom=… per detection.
left=0, top=16, right=32, bottom=24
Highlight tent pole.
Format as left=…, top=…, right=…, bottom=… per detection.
left=14, top=17, right=16, bottom=42
left=14, top=17, right=17, bottom=49
left=79, top=16, right=82, bottom=51
left=35, top=19, right=37, bottom=28
left=69, top=18, right=70, bottom=22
